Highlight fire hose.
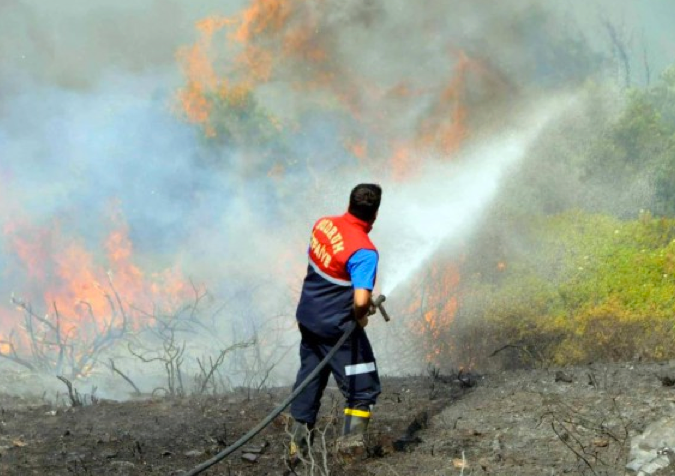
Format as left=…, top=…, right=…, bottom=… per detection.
left=181, top=294, right=391, bottom=476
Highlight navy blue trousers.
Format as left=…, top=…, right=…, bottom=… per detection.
left=290, top=324, right=381, bottom=425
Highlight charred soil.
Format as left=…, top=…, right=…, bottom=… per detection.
left=2, top=361, right=675, bottom=475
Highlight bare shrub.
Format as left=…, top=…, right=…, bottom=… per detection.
left=124, top=282, right=276, bottom=397
left=540, top=394, right=632, bottom=475
left=1, top=273, right=129, bottom=379
left=284, top=399, right=340, bottom=476
left=56, top=375, right=99, bottom=407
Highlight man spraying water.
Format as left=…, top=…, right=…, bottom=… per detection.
left=288, top=183, right=383, bottom=467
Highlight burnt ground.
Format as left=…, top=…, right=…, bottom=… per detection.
left=2, top=361, right=675, bottom=475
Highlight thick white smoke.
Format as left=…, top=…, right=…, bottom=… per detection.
left=1, top=0, right=673, bottom=393
left=375, top=95, right=578, bottom=296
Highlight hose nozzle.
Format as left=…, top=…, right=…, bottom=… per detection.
left=371, top=294, right=391, bottom=322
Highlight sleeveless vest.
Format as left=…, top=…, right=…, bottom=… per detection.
left=296, top=212, right=377, bottom=339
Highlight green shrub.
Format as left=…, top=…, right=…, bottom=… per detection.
left=454, top=210, right=675, bottom=368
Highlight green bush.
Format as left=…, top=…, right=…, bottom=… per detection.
left=454, top=210, right=675, bottom=368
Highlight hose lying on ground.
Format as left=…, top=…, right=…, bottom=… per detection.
left=181, top=321, right=358, bottom=476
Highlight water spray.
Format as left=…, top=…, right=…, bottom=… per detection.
left=376, top=96, right=577, bottom=297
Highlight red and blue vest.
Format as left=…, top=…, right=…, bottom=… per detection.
left=296, top=212, right=378, bottom=339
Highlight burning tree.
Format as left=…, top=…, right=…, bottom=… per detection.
left=399, top=255, right=462, bottom=369
left=0, top=208, right=194, bottom=379
left=2, top=273, right=129, bottom=379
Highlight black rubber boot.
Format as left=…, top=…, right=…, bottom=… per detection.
left=336, top=406, right=370, bottom=461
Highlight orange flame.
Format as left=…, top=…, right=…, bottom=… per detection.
left=175, top=2, right=501, bottom=182
left=403, top=255, right=462, bottom=365
left=175, top=16, right=233, bottom=133
left=417, top=51, right=471, bottom=155
left=172, top=2, right=512, bottom=366
left=233, top=0, right=292, bottom=43
left=0, top=205, right=191, bottom=373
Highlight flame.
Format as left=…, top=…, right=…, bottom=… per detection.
left=172, top=2, right=493, bottom=366
left=403, top=255, right=462, bottom=365
left=234, top=0, right=292, bottom=43
left=417, top=51, right=471, bottom=155
left=0, top=2, right=506, bottom=377
left=173, top=1, right=506, bottom=183
left=390, top=143, right=415, bottom=182
left=0, top=205, right=190, bottom=375
left=175, top=16, right=233, bottom=133
left=171, top=2, right=510, bottom=366
left=3, top=218, right=50, bottom=281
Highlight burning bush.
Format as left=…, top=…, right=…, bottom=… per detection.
left=0, top=209, right=193, bottom=379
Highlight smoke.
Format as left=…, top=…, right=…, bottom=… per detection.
left=375, top=94, right=579, bottom=295
left=2, top=0, right=670, bottom=390
left=0, top=0, right=244, bottom=90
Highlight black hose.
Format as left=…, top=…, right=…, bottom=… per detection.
left=181, top=321, right=358, bottom=476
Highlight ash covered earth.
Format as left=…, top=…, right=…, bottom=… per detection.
left=3, top=361, right=675, bottom=475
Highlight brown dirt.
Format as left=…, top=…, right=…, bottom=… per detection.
left=1, top=361, right=675, bottom=475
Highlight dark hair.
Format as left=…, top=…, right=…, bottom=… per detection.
left=348, top=183, right=382, bottom=222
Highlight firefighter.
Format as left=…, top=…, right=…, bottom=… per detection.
left=288, top=183, right=382, bottom=465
